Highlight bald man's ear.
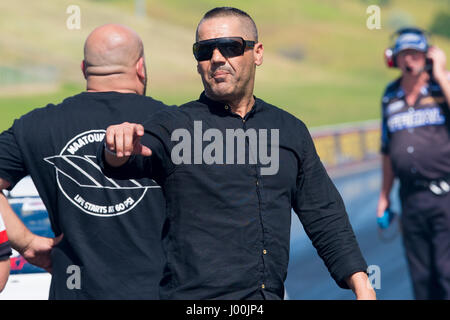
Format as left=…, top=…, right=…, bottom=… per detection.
left=136, top=57, right=146, bottom=82
left=81, top=60, right=87, bottom=80
left=254, top=43, right=264, bottom=66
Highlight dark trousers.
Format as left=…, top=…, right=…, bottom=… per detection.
left=400, top=189, right=450, bottom=300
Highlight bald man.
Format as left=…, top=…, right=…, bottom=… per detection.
left=0, top=24, right=171, bottom=299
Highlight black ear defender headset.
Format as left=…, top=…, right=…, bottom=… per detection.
left=384, top=27, right=432, bottom=71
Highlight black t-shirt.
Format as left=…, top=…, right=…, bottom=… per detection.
left=0, top=92, right=171, bottom=299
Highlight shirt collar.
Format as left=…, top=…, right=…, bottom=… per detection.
left=394, top=77, right=430, bottom=98
left=198, top=91, right=261, bottom=118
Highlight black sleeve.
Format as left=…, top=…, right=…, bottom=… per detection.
left=0, top=124, right=28, bottom=189
left=97, top=141, right=154, bottom=181
left=292, top=123, right=368, bottom=289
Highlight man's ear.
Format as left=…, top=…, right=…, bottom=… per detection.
left=254, top=42, right=264, bottom=66
left=136, top=57, right=146, bottom=82
left=81, top=60, right=87, bottom=79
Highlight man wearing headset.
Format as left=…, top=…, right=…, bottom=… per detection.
left=377, top=27, right=450, bottom=299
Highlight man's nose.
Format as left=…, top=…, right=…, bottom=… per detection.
left=211, top=47, right=226, bottom=63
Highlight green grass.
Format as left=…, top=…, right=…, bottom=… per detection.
left=0, top=0, right=449, bottom=131
left=255, top=81, right=385, bottom=127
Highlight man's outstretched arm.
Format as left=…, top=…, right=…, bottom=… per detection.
left=98, top=121, right=162, bottom=183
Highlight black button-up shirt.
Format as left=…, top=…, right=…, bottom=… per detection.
left=99, top=92, right=367, bottom=299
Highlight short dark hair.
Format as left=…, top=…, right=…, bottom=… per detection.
left=196, top=7, right=258, bottom=42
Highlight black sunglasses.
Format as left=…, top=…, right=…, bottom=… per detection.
left=193, top=37, right=256, bottom=61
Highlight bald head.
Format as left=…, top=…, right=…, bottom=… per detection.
left=84, top=24, right=144, bottom=75
left=82, top=24, right=147, bottom=94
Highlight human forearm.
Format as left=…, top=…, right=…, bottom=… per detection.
left=1, top=182, right=63, bottom=272
left=428, top=46, right=450, bottom=109
left=377, top=154, right=394, bottom=217
left=380, top=154, right=394, bottom=197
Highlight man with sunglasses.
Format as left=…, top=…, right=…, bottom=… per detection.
left=377, top=28, right=450, bottom=299
left=100, top=7, right=375, bottom=300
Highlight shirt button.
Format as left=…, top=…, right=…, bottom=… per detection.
left=224, top=105, right=229, bottom=110
left=263, top=249, right=267, bottom=255
left=261, top=284, right=265, bottom=289
left=256, top=180, right=259, bottom=186
left=407, top=146, right=414, bottom=154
